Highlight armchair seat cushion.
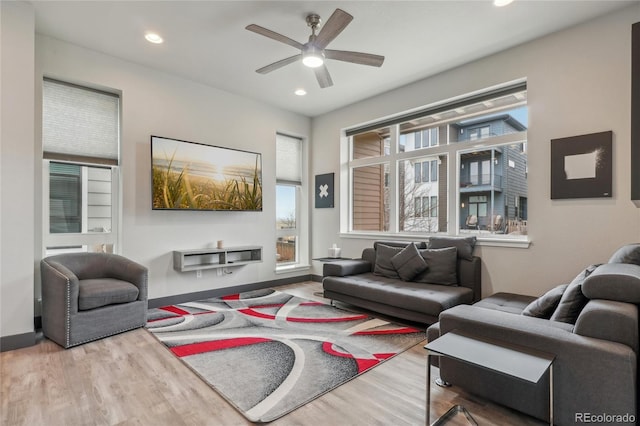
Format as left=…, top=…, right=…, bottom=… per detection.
left=79, top=278, right=140, bottom=311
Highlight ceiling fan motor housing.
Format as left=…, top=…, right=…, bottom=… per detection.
left=306, top=14, right=321, bottom=31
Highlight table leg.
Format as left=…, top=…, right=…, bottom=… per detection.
left=549, top=364, right=554, bottom=426
left=426, top=353, right=431, bottom=426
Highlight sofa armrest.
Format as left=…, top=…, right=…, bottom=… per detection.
left=457, top=256, right=481, bottom=302
left=323, top=259, right=372, bottom=277
left=574, top=300, right=638, bottom=354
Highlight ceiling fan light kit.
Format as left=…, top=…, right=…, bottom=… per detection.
left=302, top=45, right=324, bottom=68
left=246, top=8, right=385, bottom=88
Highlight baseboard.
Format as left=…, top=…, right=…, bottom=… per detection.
left=1, top=331, right=37, bottom=352
left=312, top=274, right=322, bottom=282
left=148, top=274, right=313, bottom=308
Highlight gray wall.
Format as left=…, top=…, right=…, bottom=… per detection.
left=1, top=2, right=36, bottom=345
left=1, top=2, right=311, bottom=346
left=310, top=5, right=640, bottom=298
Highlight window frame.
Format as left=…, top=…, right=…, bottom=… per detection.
left=43, top=160, right=120, bottom=255
left=342, top=82, right=530, bottom=248
left=275, top=133, right=309, bottom=271
left=41, top=79, right=121, bottom=256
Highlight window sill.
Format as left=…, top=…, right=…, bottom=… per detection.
left=275, top=264, right=311, bottom=274
left=339, top=232, right=530, bottom=249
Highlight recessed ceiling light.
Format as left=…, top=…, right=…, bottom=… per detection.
left=494, top=0, right=514, bottom=6
left=145, top=33, right=163, bottom=44
left=294, top=89, right=307, bottom=96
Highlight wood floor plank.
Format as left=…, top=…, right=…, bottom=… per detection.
left=1, top=281, right=544, bottom=426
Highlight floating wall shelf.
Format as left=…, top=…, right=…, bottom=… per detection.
left=173, top=246, right=262, bottom=272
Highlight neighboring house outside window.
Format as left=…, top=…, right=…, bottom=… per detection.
left=345, top=83, right=528, bottom=239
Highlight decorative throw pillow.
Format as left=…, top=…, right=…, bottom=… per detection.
left=608, top=244, right=640, bottom=265
left=427, top=236, right=476, bottom=261
left=391, top=243, right=428, bottom=281
left=550, top=265, right=599, bottom=324
left=414, top=247, right=458, bottom=285
left=522, top=284, right=569, bottom=319
left=373, top=244, right=402, bottom=279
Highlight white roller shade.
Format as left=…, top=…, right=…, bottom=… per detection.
left=276, top=134, right=302, bottom=185
left=43, top=79, right=119, bottom=165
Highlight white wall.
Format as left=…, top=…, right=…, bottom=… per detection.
left=0, top=2, right=36, bottom=342
left=33, top=36, right=310, bottom=302
left=311, top=5, right=640, bottom=298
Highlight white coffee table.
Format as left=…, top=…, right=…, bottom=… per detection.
left=424, top=330, right=555, bottom=426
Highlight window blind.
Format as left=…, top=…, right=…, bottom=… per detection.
left=276, top=134, right=302, bottom=185
left=43, top=78, right=119, bottom=165
left=345, top=82, right=526, bottom=137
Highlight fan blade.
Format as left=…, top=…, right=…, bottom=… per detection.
left=246, top=24, right=304, bottom=50
left=314, top=9, right=353, bottom=49
left=325, top=50, right=385, bottom=67
left=314, top=64, right=333, bottom=88
left=256, top=54, right=302, bottom=74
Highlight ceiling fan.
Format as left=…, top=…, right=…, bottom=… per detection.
left=246, top=8, right=385, bottom=88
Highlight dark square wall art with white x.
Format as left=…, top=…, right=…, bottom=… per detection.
left=315, top=173, right=334, bottom=208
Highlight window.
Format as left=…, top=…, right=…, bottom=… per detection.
left=345, top=82, right=528, bottom=240
left=42, top=79, right=120, bottom=255
left=276, top=134, right=302, bottom=265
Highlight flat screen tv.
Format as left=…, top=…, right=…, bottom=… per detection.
left=151, top=135, right=262, bottom=211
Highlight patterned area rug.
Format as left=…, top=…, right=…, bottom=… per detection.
left=146, top=289, right=425, bottom=423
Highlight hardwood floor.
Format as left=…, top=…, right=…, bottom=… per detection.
left=1, top=281, right=544, bottom=425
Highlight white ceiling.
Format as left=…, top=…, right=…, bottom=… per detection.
left=31, top=0, right=637, bottom=117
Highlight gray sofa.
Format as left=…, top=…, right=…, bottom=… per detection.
left=322, top=239, right=481, bottom=324
left=427, top=244, right=640, bottom=425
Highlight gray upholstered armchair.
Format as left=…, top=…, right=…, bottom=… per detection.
left=41, top=252, right=148, bottom=348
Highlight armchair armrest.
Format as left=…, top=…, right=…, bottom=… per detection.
left=41, top=258, right=81, bottom=315
left=323, top=259, right=372, bottom=277
left=105, top=255, right=148, bottom=301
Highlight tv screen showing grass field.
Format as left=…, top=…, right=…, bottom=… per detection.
left=151, top=136, right=262, bottom=211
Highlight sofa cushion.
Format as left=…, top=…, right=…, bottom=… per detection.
left=373, top=244, right=402, bottom=279
left=582, top=263, right=640, bottom=303
left=550, top=265, right=598, bottom=324
left=608, top=243, right=640, bottom=265
left=474, top=292, right=536, bottom=314
left=428, top=236, right=476, bottom=261
left=414, top=247, right=458, bottom=285
left=323, top=272, right=473, bottom=317
left=522, top=284, right=569, bottom=319
left=78, top=278, right=139, bottom=311
left=391, top=243, right=428, bottom=281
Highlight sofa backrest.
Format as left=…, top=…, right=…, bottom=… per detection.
left=362, top=242, right=482, bottom=302
left=572, top=262, right=640, bottom=354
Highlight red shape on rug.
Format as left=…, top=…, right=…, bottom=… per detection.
left=171, top=337, right=271, bottom=357
left=159, top=305, right=193, bottom=316
left=321, top=341, right=396, bottom=373
left=354, top=326, right=420, bottom=335
left=222, top=294, right=240, bottom=301
left=239, top=306, right=369, bottom=323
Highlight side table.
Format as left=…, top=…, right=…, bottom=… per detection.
left=424, top=330, right=555, bottom=426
